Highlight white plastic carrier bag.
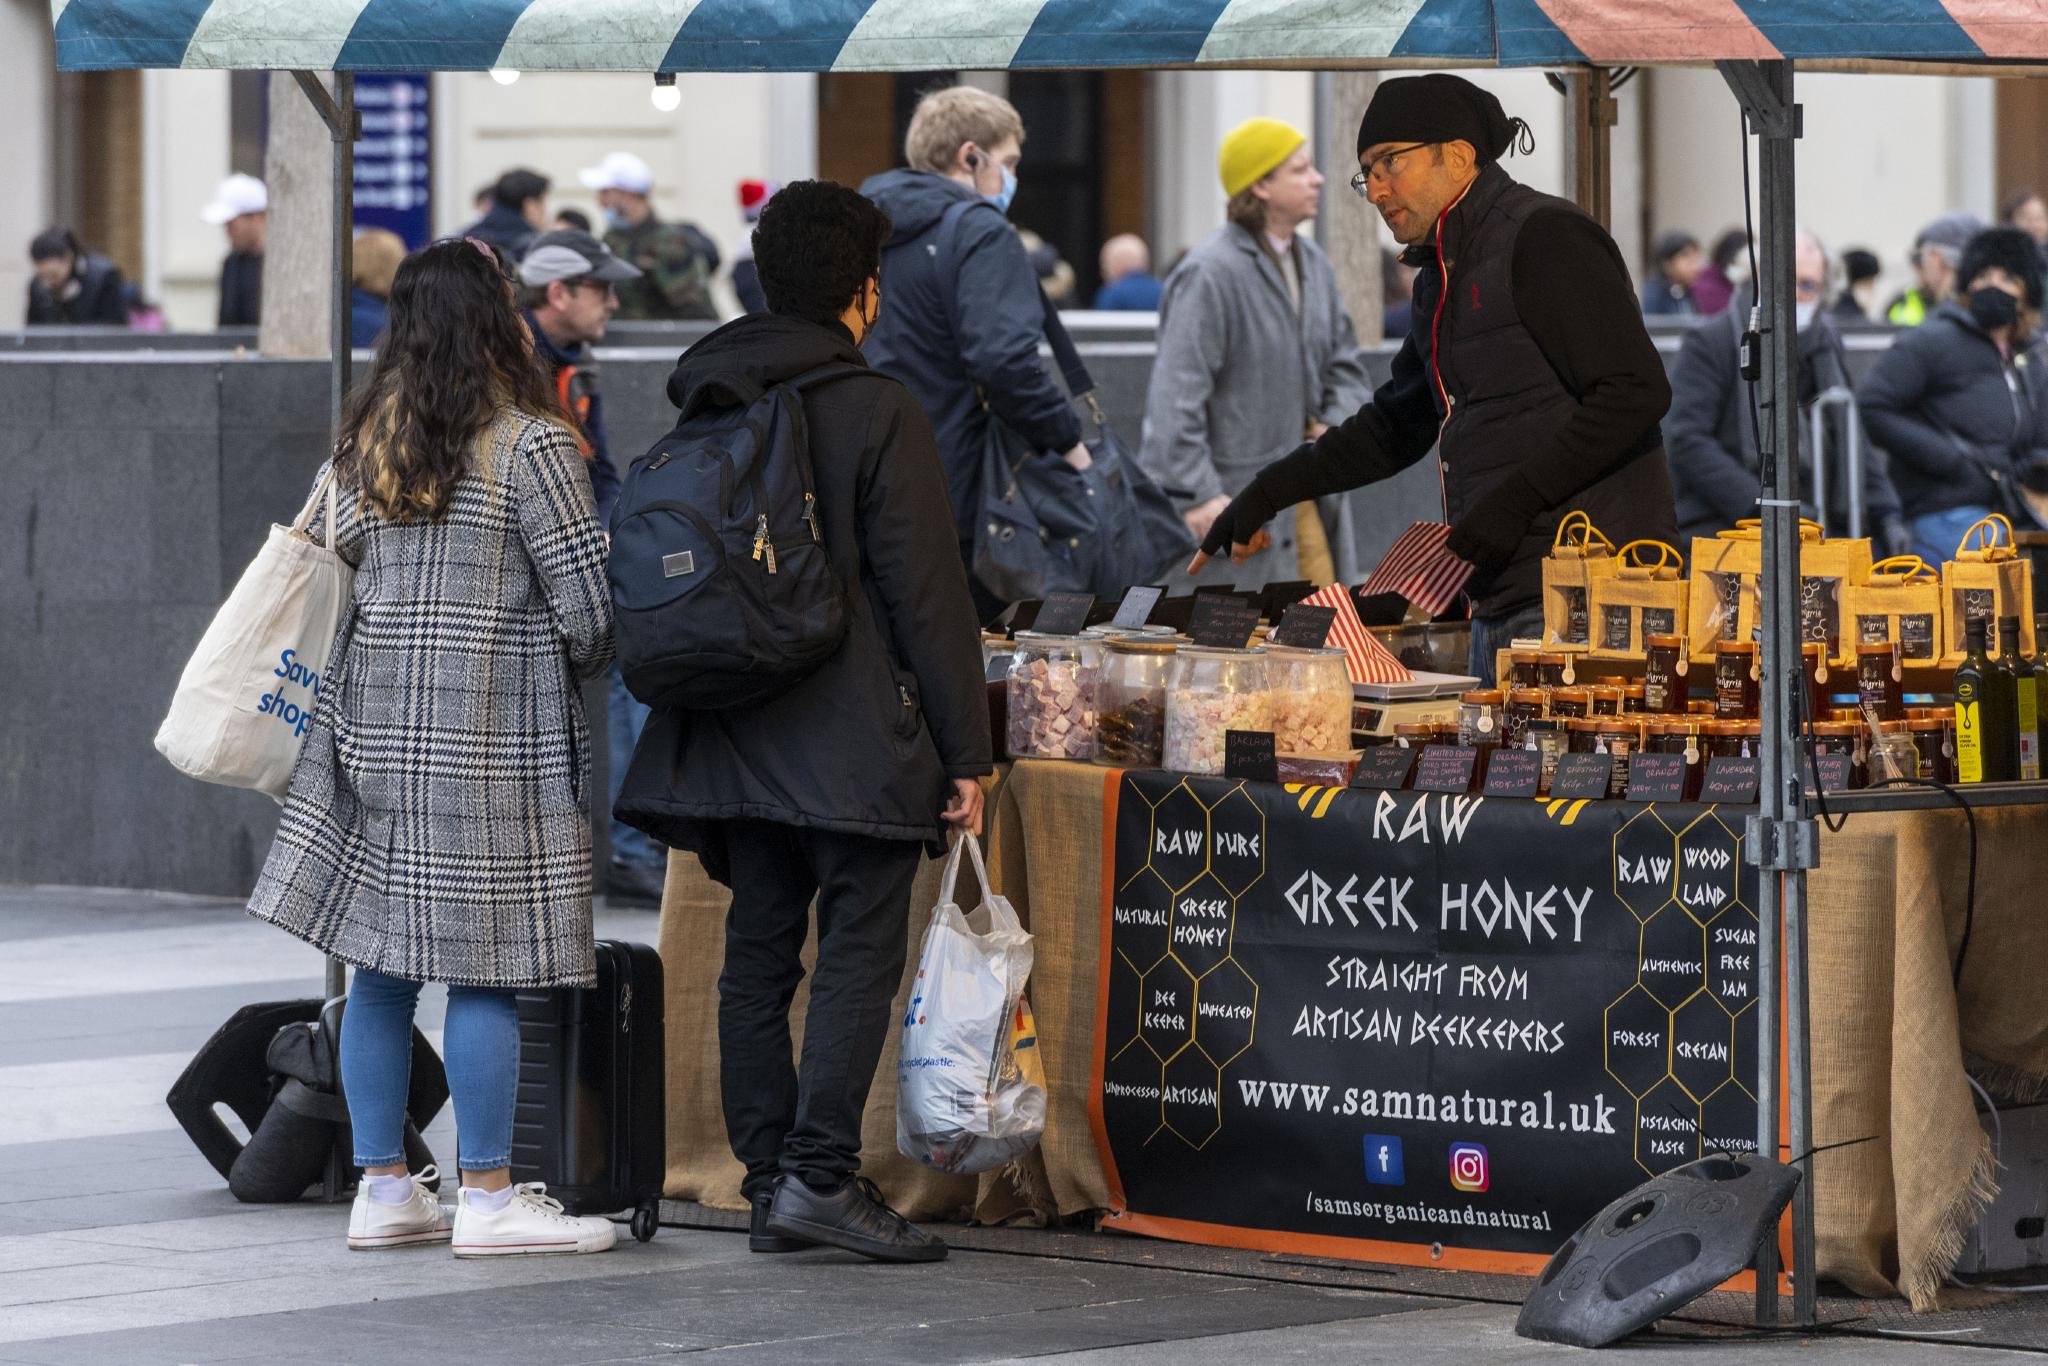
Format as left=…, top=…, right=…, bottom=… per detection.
left=154, top=467, right=352, bottom=801
left=897, top=833, right=1047, bottom=1175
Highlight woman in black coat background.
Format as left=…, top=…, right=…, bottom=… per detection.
left=26, top=227, right=128, bottom=326
left=1858, top=227, right=2048, bottom=565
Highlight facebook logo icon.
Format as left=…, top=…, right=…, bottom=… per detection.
left=1363, top=1134, right=1405, bottom=1185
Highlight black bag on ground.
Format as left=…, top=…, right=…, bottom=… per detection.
left=610, top=364, right=855, bottom=710
left=510, top=940, right=666, bottom=1243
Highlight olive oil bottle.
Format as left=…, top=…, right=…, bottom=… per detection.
left=1956, top=617, right=2018, bottom=783
left=2002, top=616, right=2042, bottom=782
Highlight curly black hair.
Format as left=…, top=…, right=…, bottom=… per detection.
left=751, top=180, right=892, bottom=329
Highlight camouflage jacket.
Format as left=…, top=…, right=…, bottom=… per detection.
left=607, top=214, right=720, bottom=321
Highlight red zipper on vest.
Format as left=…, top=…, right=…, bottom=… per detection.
left=1428, top=179, right=1476, bottom=521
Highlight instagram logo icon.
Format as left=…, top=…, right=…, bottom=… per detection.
left=1448, top=1142, right=1490, bottom=1193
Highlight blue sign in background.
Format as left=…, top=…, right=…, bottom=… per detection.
left=353, top=74, right=431, bottom=248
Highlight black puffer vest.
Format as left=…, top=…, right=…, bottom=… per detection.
left=1408, top=165, right=1676, bottom=616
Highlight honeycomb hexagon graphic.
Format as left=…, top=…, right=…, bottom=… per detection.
left=1138, top=955, right=1196, bottom=1061
left=1670, top=990, right=1736, bottom=1104
left=1706, top=904, right=1760, bottom=1016
left=1674, top=811, right=1743, bottom=925
left=1603, top=985, right=1670, bottom=1099
left=1102, top=778, right=1265, bottom=1150
left=1699, top=1075, right=1762, bottom=1158
left=1634, top=1077, right=1702, bottom=1174
left=1636, top=904, right=1708, bottom=1009
left=1613, top=808, right=1681, bottom=919
left=1161, top=1045, right=1225, bottom=1147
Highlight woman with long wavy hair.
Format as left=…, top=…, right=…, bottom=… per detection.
left=246, top=238, right=619, bottom=1257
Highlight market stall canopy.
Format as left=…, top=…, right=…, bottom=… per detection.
left=49, top=0, right=2048, bottom=74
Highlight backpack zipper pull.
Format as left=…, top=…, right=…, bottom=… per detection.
left=765, top=539, right=778, bottom=574
left=802, top=492, right=822, bottom=544
left=752, top=513, right=770, bottom=563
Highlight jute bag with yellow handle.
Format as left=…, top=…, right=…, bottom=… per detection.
left=1688, top=517, right=1872, bottom=663
left=1589, top=539, right=1689, bottom=659
left=1541, top=510, right=1617, bottom=648
left=1844, top=555, right=1944, bottom=667
left=1942, top=513, right=2035, bottom=661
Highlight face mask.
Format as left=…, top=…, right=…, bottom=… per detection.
left=601, top=207, right=631, bottom=233
left=984, top=162, right=1018, bottom=215
left=1970, top=286, right=2020, bottom=332
left=1795, top=300, right=1818, bottom=331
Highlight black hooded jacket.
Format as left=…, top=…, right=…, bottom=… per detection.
left=26, top=253, right=128, bottom=325
left=856, top=169, right=1082, bottom=549
left=613, top=314, right=991, bottom=881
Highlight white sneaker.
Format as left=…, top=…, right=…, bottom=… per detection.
left=451, top=1182, right=618, bottom=1258
left=346, top=1166, right=455, bottom=1250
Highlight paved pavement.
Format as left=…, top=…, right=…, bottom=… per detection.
left=0, top=886, right=2037, bottom=1364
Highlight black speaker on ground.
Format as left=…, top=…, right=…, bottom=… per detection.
left=1516, top=1154, right=1801, bottom=1348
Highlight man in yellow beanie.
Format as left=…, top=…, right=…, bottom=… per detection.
left=1138, top=117, right=1372, bottom=589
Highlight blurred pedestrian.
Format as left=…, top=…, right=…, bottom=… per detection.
left=1690, top=229, right=1747, bottom=317
left=247, top=237, right=618, bottom=1259
left=554, top=207, right=594, bottom=234
left=1141, top=116, right=1372, bottom=589
left=202, top=173, right=266, bottom=327
left=579, top=150, right=719, bottom=321
left=1861, top=226, right=2048, bottom=564
left=859, top=85, right=1091, bottom=621
left=2001, top=187, right=2048, bottom=249
left=25, top=226, right=128, bottom=326
left=1667, top=229, right=1905, bottom=548
left=1190, top=75, right=1676, bottom=683
left=615, top=181, right=988, bottom=1263
left=1382, top=248, right=1417, bottom=336
left=1093, top=233, right=1162, bottom=310
left=730, top=179, right=777, bottom=314
left=1832, top=247, right=1881, bottom=322
left=465, top=168, right=549, bottom=263
left=1640, top=231, right=1701, bottom=317
left=1885, top=212, right=1982, bottom=326
left=350, top=228, right=405, bottom=349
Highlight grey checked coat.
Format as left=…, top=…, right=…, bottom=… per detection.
left=247, top=411, right=615, bottom=988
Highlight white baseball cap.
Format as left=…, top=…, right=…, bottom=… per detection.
left=578, top=151, right=654, bottom=196
left=201, top=173, right=268, bottom=225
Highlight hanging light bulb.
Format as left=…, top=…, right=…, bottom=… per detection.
left=651, top=72, right=681, bottom=112
left=489, top=68, right=521, bottom=85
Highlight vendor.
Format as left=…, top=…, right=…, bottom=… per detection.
left=1190, top=75, right=1677, bottom=682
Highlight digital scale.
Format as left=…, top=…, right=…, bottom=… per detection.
left=1351, top=671, right=1479, bottom=743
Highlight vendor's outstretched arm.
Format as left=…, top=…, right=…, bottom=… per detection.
left=1191, top=332, right=1439, bottom=566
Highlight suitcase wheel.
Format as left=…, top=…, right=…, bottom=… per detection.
left=631, top=1200, right=659, bottom=1243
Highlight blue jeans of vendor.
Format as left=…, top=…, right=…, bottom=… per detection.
left=607, top=667, right=663, bottom=893
left=1467, top=603, right=1548, bottom=687
left=1908, top=504, right=1998, bottom=572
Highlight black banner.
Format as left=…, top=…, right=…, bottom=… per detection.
left=1096, top=772, right=1762, bottom=1266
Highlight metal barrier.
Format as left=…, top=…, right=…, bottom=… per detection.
left=1807, top=385, right=1866, bottom=539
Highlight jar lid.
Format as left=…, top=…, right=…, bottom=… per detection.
left=1645, top=634, right=1684, bottom=649
left=1393, top=722, right=1437, bottom=736
left=1177, top=643, right=1262, bottom=658
left=1716, top=639, right=1759, bottom=655
left=1591, top=686, right=1624, bottom=701
left=1107, top=636, right=1180, bottom=655
left=1567, top=717, right=1606, bottom=734
left=1855, top=641, right=1900, bottom=656
left=1702, top=720, right=1745, bottom=736
left=1508, top=688, right=1549, bottom=705
left=1687, top=700, right=1719, bottom=714
left=1536, top=652, right=1570, bottom=665
left=1809, top=721, right=1859, bottom=736
left=1653, top=718, right=1703, bottom=734
left=1552, top=687, right=1592, bottom=704
left=1624, top=683, right=1647, bottom=697
left=1802, top=641, right=1827, bottom=657
left=1014, top=630, right=1095, bottom=646
left=1740, top=721, right=1762, bottom=736
left=1265, top=643, right=1345, bottom=657
left=1510, top=651, right=1541, bottom=664
left=1878, top=719, right=1911, bottom=733
left=1908, top=716, right=1945, bottom=731
left=1460, top=689, right=1505, bottom=705
left=1593, top=675, right=1631, bottom=687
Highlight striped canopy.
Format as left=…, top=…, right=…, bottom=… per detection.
left=47, top=0, right=2048, bottom=73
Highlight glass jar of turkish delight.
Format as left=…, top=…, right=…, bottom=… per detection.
left=1163, top=646, right=1272, bottom=776
left=1095, top=637, right=1179, bottom=768
left=1263, top=645, right=1352, bottom=755
left=1005, top=632, right=1102, bottom=760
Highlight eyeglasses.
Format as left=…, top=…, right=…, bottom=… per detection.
left=1351, top=143, right=1432, bottom=198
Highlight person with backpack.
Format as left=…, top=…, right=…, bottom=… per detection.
left=859, top=85, right=1092, bottom=621
left=613, top=180, right=990, bottom=1263
left=245, top=238, right=620, bottom=1258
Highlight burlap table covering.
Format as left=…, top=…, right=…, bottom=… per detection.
left=656, top=766, right=2048, bottom=1307
left=1806, top=804, right=2048, bottom=1309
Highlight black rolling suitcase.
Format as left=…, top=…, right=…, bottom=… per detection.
left=510, top=940, right=666, bottom=1242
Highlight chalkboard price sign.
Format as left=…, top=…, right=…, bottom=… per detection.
left=1627, top=752, right=1689, bottom=803
left=1550, top=752, right=1615, bottom=800
left=1349, top=746, right=1416, bottom=789
left=1270, top=603, right=1338, bottom=649
left=1700, top=756, right=1760, bottom=805
left=1413, top=745, right=1478, bottom=793
left=1805, top=753, right=1854, bottom=794
left=1224, top=730, right=1279, bottom=784
left=1187, top=597, right=1261, bottom=649
left=1112, top=585, right=1165, bottom=630
left=1033, top=591, right=1096, bottom=637
left=1481, top=748, right=1542, bottom=798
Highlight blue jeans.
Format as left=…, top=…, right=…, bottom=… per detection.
left=607, top=667, right=661, bottom=870
left=339, top=966, right=521, bottom=1171
left=1467, top=604, right=1548, bottom=686
left=1909, top=505, right=1997, bottom=571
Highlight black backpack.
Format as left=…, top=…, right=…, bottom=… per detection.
left=609, top=365, right=853, bottom=710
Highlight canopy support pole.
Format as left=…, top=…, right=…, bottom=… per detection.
left=293, top=67, right=358, bottom=1203
left=1563, top=67, right=1617, bottom=230
left=1717, top=56, right=1818, bottom=1331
